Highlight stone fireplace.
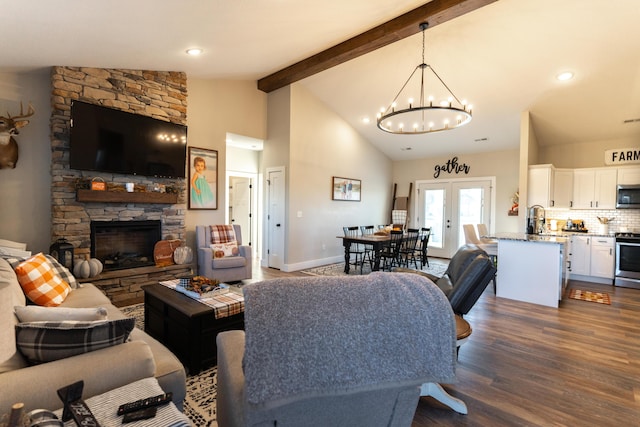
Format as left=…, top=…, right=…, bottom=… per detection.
left=49, top=66, right=191, bottom=304
left=91, top=220, right=161, bottom=271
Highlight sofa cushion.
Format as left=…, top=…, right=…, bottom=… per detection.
left=15, top=318, right=135, bottom=364
left=211, top=256, right=247, bottom=269
left=14, top=253, right=71, bottom=306
left=14, top=306, right=108, bottom=323
left=3, top=254, right=79, bottom=289
left=0, top=273, right=28, bottom=373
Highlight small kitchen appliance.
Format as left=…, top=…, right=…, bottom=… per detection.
left=526, top=205, right=545, bottom=234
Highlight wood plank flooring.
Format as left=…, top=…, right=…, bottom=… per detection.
left=251, top=264, right=640, bottom=427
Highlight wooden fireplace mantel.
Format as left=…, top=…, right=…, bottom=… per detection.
left=76, top=189, right=178, bottom=204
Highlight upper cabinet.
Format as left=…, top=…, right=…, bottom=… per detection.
left=527, top=165, right=573, bottom=208
left=573, top=168, right=617, bottom=209
left=617, top=166, right=640, bottom=185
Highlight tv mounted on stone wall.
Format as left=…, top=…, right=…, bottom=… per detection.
left=69, top=101, right=187, bottom=179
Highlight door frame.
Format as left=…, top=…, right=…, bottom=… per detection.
left=414, top=176, right=496, bottom=258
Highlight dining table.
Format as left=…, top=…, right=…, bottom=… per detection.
left=337, top=234, right=392, bottom=273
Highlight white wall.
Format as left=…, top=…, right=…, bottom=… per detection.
left=264, top=84, right=393, bottom=270
left=393, top=149, right=521, bottom=233
left=0, top=70, right=51, bottom=252
left=538, top=137, right=637, bottom=169
left=185, top=79, right=267, bottom=249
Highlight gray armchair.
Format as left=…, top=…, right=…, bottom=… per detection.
left=216, top=272, right=457, bottom=427
left=195, top=224, right=252, bottom=283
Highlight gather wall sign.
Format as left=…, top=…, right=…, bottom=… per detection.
left=434, top=156, right=470, bottom=178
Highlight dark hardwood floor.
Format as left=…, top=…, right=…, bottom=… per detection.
left=249, top=262, right=640, bottom=427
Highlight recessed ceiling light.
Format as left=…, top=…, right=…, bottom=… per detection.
left=556, top=71, right=574, bottom=81
left=186, top=48, right=203, bottom=56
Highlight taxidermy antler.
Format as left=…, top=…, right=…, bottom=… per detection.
left=0, top=102, right=35, bottom=169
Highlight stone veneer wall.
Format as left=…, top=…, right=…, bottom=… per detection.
left=49, top=66, right=188, bottom=262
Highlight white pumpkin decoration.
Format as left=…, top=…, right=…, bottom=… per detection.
left=73, top=257, right=91, bottom=279
left=173, top=245, right=193, bottom=265
left=74, top=255, right=103, bottom=278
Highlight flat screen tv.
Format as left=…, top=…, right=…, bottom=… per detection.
left=69, top=101, right=187, bottom=179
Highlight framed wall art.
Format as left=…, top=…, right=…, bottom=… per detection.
left=332, top=176, right=361, bottom=201
left=188, top=146, right=218, bottom=209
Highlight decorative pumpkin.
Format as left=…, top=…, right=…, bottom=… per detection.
left=173, top=245, right=193, bottom=265
left=89, top=257, right=103, bottom=277
left=73, top=257, right=91, bottom=279
left=73, top=255, right=103, bottom=278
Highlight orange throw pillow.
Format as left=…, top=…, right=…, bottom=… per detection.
left=15, top=253, right=71, bottom=307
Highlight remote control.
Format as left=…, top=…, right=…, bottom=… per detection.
left=117, top=392, right=172, bottom=415
left=122, top=407, right=157, bottom=423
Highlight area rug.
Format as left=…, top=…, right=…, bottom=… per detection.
left=301, top=258, right=449, bottom=278
left=568, top=289, right=611, bottom=305
left=120, top=304, right=218, bottom=426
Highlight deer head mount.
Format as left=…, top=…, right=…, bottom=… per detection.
left=0, top=102, right=35, bottom=169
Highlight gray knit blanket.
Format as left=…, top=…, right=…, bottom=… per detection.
left=242, top=272, right=456, bottom=407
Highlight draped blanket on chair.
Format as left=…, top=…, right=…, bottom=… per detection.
left=242, top=272, right=457, bottom=408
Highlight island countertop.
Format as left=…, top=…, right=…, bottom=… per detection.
left=486, top=232, right=568, bottom=244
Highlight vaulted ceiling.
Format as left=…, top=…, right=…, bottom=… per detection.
left=2, top=0, right=639, bottom=160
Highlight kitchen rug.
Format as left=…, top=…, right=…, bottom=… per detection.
left=568, top=289, right=611, bottom=305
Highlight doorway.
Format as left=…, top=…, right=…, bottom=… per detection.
left=266, top=167, right=285, bottom=270
left=416, top=178, right=494, bottom=258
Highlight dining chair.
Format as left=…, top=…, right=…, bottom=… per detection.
left=343, top=226, right=366, bottom=274
left=359, top=225, right=376, bottom=269
left=380, top=230, right=403, bottom=271
left=399, top=228, right=420, bottom=269
left=418, top=227, right=432, bottom=268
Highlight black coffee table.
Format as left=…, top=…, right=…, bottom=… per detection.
left=142, top=283, right=244, bottom=374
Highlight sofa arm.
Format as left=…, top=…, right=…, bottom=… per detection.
left=216, top=330, right=246, bottom=427
left=0, top=340, right=155, bottom=413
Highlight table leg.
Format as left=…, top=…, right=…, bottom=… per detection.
left=372, top=243, right=382, bottom=271
left=343, top=241, right=352, bottom=274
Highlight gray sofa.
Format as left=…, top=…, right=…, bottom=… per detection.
left=0, top=257, right=186, bottom=414
left=216, top=272, right=457, bottom=427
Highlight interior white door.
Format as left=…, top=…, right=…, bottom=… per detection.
left=267, top=167, right=285, bottom=270
left=417, top=179, right=493, bottom=258
left=230, top=177, right=252, bottom=247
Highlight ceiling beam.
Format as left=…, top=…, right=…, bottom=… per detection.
left=257, top=0, right=498, bottom=93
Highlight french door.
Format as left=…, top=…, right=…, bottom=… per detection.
left=416, top=178, right=493, bottom=258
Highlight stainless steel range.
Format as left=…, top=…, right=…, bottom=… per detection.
left=615, top=232, right=640, bottom=289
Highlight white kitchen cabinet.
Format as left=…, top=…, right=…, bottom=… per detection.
left=553, top=169, right=573, bottom=208
left=590, top=237, right=615, bottom=279
left=569, top=235, right=615, bottom=280
left=617, top=166, right=640, bottom=185
left=569, top=235, right=591, bottom=276
left=572, top=168, right=617, bottom=209
left=528, top=165, right=553, bottom=208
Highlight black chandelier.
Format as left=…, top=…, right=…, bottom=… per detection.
left=377, top=22, right=472, bottom=135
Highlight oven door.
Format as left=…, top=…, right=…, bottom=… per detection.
left=615, top=241, right=640, bottom=288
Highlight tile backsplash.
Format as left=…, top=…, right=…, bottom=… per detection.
left=546, top=208, right=640, bottom=234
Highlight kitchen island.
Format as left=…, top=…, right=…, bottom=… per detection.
left=489, top=233, right=569, bottom=308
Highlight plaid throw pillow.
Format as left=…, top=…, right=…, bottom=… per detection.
left=15, top=318, right=135, bottom=364
left=2, top=254, right=79, bottom=289
left=14, top=253, right=71, bottom=306
left=210, top=225, right=236, bottom=244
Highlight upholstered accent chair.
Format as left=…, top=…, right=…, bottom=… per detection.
left=216, top=272, right=457, bottom=427
left=195, top=225, right=252, bottom=283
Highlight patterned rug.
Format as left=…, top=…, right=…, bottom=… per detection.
left=568, top=289, right=611, bottom=305
left=120, top=304, right=218, bottom=426
left=301, top=258, right=449, bottom=278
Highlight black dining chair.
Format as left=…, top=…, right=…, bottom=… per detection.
left=343, top=226, right=366, bottom=274
left=418, top=227, right=432, bottom=268
left=359, top=225, right=376, bottom=270
left=380, top=230, right=403, bottom=271
left=399, top=228, right=420, bottom=269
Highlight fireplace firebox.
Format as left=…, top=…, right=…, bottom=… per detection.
left=90, top=220, right=161, bottom=271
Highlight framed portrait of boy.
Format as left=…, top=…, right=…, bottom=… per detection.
left=188, top=147, right=218, bottom=209
left=332, top=176, right=361, bottom=201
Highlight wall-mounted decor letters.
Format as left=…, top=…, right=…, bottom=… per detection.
left=434, top=156, right=470, bottom=178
